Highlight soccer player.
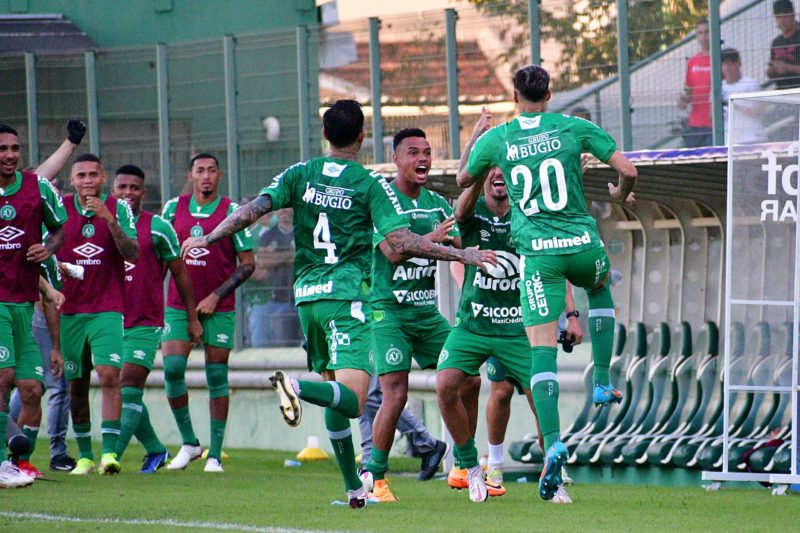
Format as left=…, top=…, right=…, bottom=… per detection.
left=0, top=123, right=67, bottom=487
left=180, top=99, right=495, bottom=508
left=161, top=153, right=254, bottom=473
left=111, top=165, right=202, bottom=472
left=361, top=128, right=460, bottom=502
left=457, top=64, right=637, bottom=500
left=58, top=153, right=140, bottom=475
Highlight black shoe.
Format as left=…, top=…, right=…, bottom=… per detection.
left=418, top=440, right=448, bottom=481
left=50, top=454, right=77, bottom=472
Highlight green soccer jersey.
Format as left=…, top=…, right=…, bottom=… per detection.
left=146, top=213, right=181, bottom=261
left=162, top=195, right=253, bottom=252
left=371, top=185, right=458, bottom=309
left=455, top=198, right=523, bottom=337
left=260, top=158, right=409, bottom=304
left=467, top=112, right=617, bottom=256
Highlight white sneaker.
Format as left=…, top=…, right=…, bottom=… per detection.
left=561, top=466, right=574, bottom=485
left=166, top=443, right=203, bottom=470
left=203, top=457, right=224, bottom=473
left=0, top=460, right=34, bottom=488
left=359, top=469, right=374, bottom=493
left=466, top=465, right=488, bottom=503
left=551, top=485, right=573, bottom=504
left=347, top=486, right=368, bottom=509
left=486, top=463, right=504, bottom=484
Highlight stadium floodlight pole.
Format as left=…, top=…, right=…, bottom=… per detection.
left=156, top=42, right=172, bottom=205
left=616, top=0, right=632, bottom=151
left=369, top=17, right=384, bottom=164
left=24, top=52, right=39, bottom=168
left=84, top=50, right=101, bottom=157
left=445, top=8, right=460, bottom=160
left=708, top=1, right=724, bottom=146
left=528, top=0, right=541, bottom=65
left=296, top=25, right=311, bottom=161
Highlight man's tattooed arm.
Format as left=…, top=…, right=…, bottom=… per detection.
left=213, top=258, right=256, bottom=299
left=109, top=220, right=139, bottom=262
left=384, top=228, right=496, bottom=268
left=43, top=225, right=65, bottom=256
left=206, top=195, right=273, bottom=246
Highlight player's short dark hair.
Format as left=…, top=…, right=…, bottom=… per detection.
left=774, top=0, right=795, bottom=15
left=513, top=64, right=550, bottom=103
left=0, top=123, right=18, bottom=136
left=322, top=99, right=364, bottom=148
left=695, top=18, right=709, bottom=27
left=721, top=48, right=741, bottom=64
left=393, top=128, right=427, bottom=151
left=190, top=152, right=219, bottom=171
left=116, top=164, right=145, bottom=180
left=74, top=153, right=101, bottom=165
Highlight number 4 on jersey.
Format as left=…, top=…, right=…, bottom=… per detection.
left=313, top=212, right=338, bottom=264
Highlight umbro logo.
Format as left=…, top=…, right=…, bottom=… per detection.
left=0, top=226, right=24, bottom=242
left=187, top=247, right=210, bottom=259
left=322, top=162, right=346, bottom=177
left=74, top=242, right=104, bottom=259
left=479, top=230, right=490, bottom=241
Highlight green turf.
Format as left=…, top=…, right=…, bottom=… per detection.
left=2, top=442, right=799, bottom=532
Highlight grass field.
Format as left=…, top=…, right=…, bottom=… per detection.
left=2, top=443, right=798, bottom=532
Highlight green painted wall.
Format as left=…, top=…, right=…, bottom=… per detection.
left=1, top=0, right=318, bottom=47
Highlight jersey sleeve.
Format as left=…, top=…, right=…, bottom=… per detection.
left=116, top=200, right=138, bottom=239
left=38, top=176, right=68, bottom=231
left=260, top=162, right=304, bottom=210
left=366, top=173, right=409, bottom=237
left=161, top=197, right=179, bottom=223
left=436, top=193, right=459, bottom=239
left=40, top=254, right=62, bottom=291
left=466, top=128, right=500, bottom=180
left=227, top=202, right=254, bottom=252
left=576, top=119, right=617, bottom=163
left=151, top=215, right=181, bottom=262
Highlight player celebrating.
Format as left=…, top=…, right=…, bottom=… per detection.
left=181, top=99, right=495, bottom=508
left=59, top=153, right=140, bottom=475
left=111, top=165, right=201, bottom=472
left=457, top=65, right=637, bottom=500
left=161, top=153, right=254, bottom=473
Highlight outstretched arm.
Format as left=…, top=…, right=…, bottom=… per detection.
left=35, top=119, right=86, bottom=180
left=181, top=195, right=273, bottom=258
left=384, top=228, right=495, bottom=269
left=456, top=106, right=492, bottom=189
left=605, top=151, right=637, bottom=204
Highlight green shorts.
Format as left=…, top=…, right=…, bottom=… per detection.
left=0, top=303, right=43, bottom=382
left=123, top=326, right=162, bottom=370
left=437, top=326, right=529, bottom=393
left=162, top=307, right=235, bottom=349
left=61, top=312, right=124, bottom=380
left=372, top=305, right=450, bottom=375
left=519, top=246, right=611, bottom=326
left=298, top=299, right=372, bottom=375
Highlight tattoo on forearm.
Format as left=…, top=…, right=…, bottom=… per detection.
left=385, top=229, right=464, bottom=263
left=213, top=263, right=256, bottom=298
left=207, top=195, right=273, bottom=245
left=109, top=221, right=139, bottom=262
left=44, top=225, right=65, bottom=255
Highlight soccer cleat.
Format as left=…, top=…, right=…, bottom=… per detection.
left=14, top=459, right=42, bottom=479
left=140, top=450, right=171, bottom=474
left=203, top=457, right=224, bottom=473
left=466, top=465, right=488, bottom=503
left=98, top=452, right=121, bottom=475
left=167, top=443, right=203, bottom=470
left=70, top=457, right=96, bottom=475
left=485, top=477, right=507, bottom=497
left=551, top=485, right=573, bottom=504
left=371, top=479, right=398, bottom=502
left=447, top=466, right=468, bottom=490
left=418, top=440, right=448, bottom=481
left=539, top=440, right=568, bottom=501
left=0, top=460, right=34, bottom=488
left=269, top=371, right=302, bottom=427
left=50, top=455, right=77, bottom=472
left=486, top=464, right=503, bottom=485
left=593, top=383, right=623, bottom=407
left=561, top=466, right=574, bottom=485
left=347, top=487, right=368, bottom=509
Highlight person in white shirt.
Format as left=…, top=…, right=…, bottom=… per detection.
left=721, top=47, right=765, bottom=145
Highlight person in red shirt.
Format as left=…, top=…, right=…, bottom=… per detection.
left=678, top=19, right=712, bottom=148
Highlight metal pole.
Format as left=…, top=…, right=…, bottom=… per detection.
left=369, top=17, right=384, bottom=164
left=156, top=43, right=172, bottom=206
left=296, top=25, right=310, bottom=161
left=528, top=0, right=541, bottom=65
left=223, top=35, right=239, bottom=201
left=616, top=0, right=632, bottom=151
left=24, top=52, right=39, bottom=167
left=84, top=50, right=100, bottom=156
left=708, top=1, right=724, bottom=146
left=445, top=8, right=460, bottom=160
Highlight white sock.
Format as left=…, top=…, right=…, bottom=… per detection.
left=488, top=443, right=504, bottom=466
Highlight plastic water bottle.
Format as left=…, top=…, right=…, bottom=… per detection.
left=284, top=459, right=301, bottom=468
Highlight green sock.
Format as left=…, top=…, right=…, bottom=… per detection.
left=73, top=421, right=94, bottom=460
left=208, top=418, right=227, bottom=460
left=325, top=408, right=361, bottom=491
left=115, top=386, right=144, bottom=458
left=172, top=405, right=197, bottom=445
left=0, top=412, right=7, bottom=461
left=530, top=346, right=560, bottom=450
left=20, top=425, right=39, bottom=460
left=454, top=437, right=478, bottom=469
left=298, top=380, right=359, bottom=418
left=100, top=420, right=121, bottom=455
left=134, top=405, right=166, bottom=454
left=587, top=285, right=616, bottom=385
left=366, top=446, right=390, bottom=481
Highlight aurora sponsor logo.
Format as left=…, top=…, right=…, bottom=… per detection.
left=531, top=231, right=592, bottom=252
left=472, top=250, right=520, bottom=291
left=393, top=257, right=436, bottom=281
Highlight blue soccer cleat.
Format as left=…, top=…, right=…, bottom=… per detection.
left=593, top=383, right=623, bottom=407
left=140, top=450, right=171, bottom=474
left=539, top=440, right=568, bottom=501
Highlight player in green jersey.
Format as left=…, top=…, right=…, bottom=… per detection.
left=181, top=100, right=495, bottom=509
left=457, top=65, right=637, bottom=500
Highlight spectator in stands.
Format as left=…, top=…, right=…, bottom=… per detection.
left=678, top=19, right=713, bottom=148
left=721, top=48, right=765, bottom=145
left=767, top=0, right=800, bottom=90
left=243, top=211, right=275, bottom=347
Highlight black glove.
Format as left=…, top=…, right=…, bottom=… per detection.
left=66, top=118, right=86, bottom=145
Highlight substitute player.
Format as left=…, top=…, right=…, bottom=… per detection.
left=457, top=64, right=637, bottom=500
left=181, top=99, right=495, bottom=508
left=111, top=165, right=201, bottom=472
left=162, top=153, right=254, bottom=473
left=59, top=153, right=140, bottom=475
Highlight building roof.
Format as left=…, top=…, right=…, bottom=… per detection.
left=0, top=14, right=97, bottom=53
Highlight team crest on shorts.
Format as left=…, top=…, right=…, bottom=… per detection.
left=190, top=225, right=204, bottom=237
left=0, top=346, right=9, bottom=362
left=385, top=347, right=403, bottom=365
left=0, top=205, right=16, bottom=220
left=438, top=349, right=449, bottom=364
left=65, top=361, right=77, bottom=374
left=81, top=223, right=95, bottom=238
